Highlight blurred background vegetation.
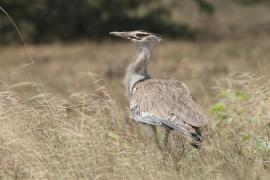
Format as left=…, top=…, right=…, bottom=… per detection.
left=1, top=0, right=270, bottom=43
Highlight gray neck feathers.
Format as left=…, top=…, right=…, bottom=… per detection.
left=124, top=44, right=152, bottom=98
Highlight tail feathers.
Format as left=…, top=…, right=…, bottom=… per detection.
left=161, top=118, right=203, bottom=149
left=176, top=122, right=202, bottom=149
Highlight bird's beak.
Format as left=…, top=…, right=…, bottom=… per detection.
left=109, top=31, right=130, bottom=39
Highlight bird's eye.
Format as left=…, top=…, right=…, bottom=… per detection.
left=136, top=33, right=148, bottom=38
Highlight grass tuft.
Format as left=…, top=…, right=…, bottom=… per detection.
left=0, top=73, right=269, bottom=179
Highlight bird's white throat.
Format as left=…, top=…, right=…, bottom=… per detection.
left=124, top=44, right=152, bottom=98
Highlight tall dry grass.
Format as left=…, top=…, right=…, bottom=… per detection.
left=0, top=72, right=269, bottom=179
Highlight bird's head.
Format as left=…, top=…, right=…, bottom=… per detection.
left=109, top=30, right=162, bottom=48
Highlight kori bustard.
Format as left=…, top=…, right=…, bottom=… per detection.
left=109, top=30, right=208, bottom=149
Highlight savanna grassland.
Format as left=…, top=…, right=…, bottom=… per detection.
left=0, top=37, right=269, bottom=179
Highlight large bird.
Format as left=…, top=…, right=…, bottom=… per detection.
left=109, top=30, right=208, bottom=148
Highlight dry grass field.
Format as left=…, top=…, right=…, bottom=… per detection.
left=0, top=38, right=270, bottom=179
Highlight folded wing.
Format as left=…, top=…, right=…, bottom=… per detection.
left=130, top=79, right=208, bottom=128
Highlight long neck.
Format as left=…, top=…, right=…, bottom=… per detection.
left=124, top=44, right=151, bottom=97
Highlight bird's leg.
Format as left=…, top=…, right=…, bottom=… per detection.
left=163, top=128, right=171, bottom=149
left=150, top=125, right=162, bottom=150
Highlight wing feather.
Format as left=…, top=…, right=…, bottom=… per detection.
left=130, top=79, right=207, bottom=127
